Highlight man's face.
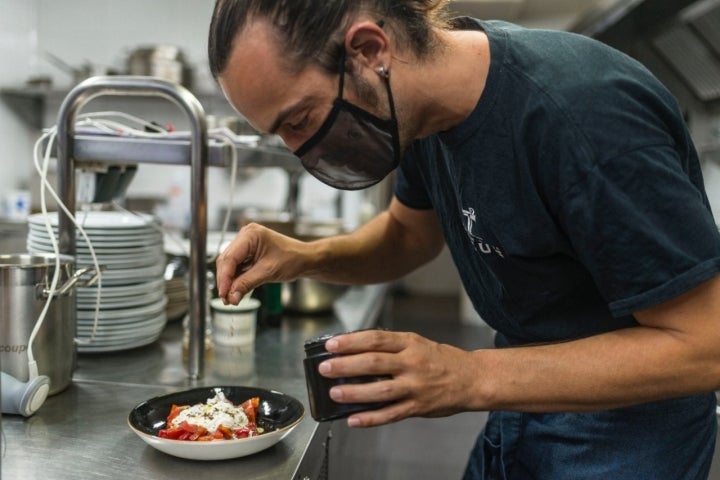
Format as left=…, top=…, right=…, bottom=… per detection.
left=219, top=20, right=343, bottom=152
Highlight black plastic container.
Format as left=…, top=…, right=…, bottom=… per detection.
left=303, top=332, right=392, bottom=422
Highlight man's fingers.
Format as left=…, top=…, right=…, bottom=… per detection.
left=325, top=330, right=411, bottom=355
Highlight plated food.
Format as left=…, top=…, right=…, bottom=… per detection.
left=128, top=386, right=305, bottom=460
left=158, top=392, right=261, bottom=441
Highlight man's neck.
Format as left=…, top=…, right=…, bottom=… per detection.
left=399, top=29, right=491, bottom=140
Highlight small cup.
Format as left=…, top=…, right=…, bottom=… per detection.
left=210, top=297, right=260, bottom=348
left=303, top=331, right=392, bottom=422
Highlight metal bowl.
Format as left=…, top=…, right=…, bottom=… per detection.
left=282, top=278, right=347, bottom=314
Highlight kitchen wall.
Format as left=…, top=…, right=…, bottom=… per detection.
left=0, top=0, right=40, bottom=198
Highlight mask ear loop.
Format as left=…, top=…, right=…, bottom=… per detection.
left=377, top=65, right=397, bottom=120
left=337, top=49, right=347, bottom=99
left=374, top=20, right=397, bottom=122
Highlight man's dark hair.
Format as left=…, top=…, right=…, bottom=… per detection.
left=208, top=0, right=452, bottom=79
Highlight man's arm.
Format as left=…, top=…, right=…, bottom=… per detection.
left=216, top=196, right=445, bottom=303
left=320, top=273, right=720, bottom=426
left=304, top=197, right=446, bottom=284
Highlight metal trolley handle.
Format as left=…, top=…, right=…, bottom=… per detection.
left=54, top=76, right=209, bottom=380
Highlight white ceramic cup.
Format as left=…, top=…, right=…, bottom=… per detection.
left=210, top=297, right=261, bottom=347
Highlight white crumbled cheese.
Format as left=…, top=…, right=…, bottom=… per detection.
left=170, top=392, right=249, bottom=433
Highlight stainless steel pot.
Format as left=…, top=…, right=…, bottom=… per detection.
left=126, top=45, right=193, bottom=88
left=0, top=254, right=96, bottom=395
left=282, top=278, right=347, bottom=314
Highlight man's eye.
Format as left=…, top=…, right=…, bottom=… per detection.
left=290, top=116, right=309, bottom=131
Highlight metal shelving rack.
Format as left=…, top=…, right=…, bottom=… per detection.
left=53, top=75, right=300, bottom=380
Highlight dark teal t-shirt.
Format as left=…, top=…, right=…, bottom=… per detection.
left=395, top=19, right=720, bottom=347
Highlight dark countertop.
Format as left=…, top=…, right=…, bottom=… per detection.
left=1, top=284, right=388, bottom=480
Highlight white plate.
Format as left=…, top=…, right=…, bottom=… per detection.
left=78, top=330, right=163, bottom=353
left=77, top=254, right=161, bottom=268
left=27, top=246, right=165, bottom=264
left=77, top=321, right=162, bottom=337
left=77, top=279, right=166, bottom=299
left=77, top=264, right=165, bottom=287
left=88, top=261, right=165, bottom=281
left=77, top=312, right=167, bottom=341
left=76, top=298, right=167, bottom=321
left=29, top=211, right=157, bottom=230
left=77, top=319, right=165, bottom=339
left=28, top=234, right=162, bottom=249
left=28, top=225, right=160, bottom=240
left=128, top=386, right=305, bottom=461
left=77, top=289, right=166, bottom=310
left=78, top=316, right=165, bottom=333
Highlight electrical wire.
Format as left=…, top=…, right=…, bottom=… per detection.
left=77, top=110, right=168, bottom=134
left=32, top=128, right=104, bottom=352
left=28, top=129, right=61, bottom=379
left=107, top=125, right=239, bottom=258
left=213, top=133, right=239, bottom=257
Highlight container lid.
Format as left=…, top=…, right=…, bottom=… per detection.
left=209, top=297, right=261, bottom=312
left=303, top=333, right=337, bottom=352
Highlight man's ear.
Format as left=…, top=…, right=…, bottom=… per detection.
left=344, top=20, right=392, bottom=73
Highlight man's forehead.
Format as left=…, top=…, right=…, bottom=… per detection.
left=219, top=22, right=291, bottom=127
left=220, top=22, right=335, bottom=134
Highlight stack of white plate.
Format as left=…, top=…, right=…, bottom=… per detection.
left=27, top=211, right=168, bottom=353
left=165, top=275, right=189, bottom=322
left=162, top=230, right=231, bottom=323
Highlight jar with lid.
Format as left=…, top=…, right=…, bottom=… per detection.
left=303, top=331, right=392, bottom=422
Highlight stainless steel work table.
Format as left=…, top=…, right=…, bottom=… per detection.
left=1, top=284, right=388, bottom=480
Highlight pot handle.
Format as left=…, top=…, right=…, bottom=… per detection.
left=42, top=265, right=103, bottom=297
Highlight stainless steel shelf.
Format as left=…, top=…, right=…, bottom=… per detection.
left=51, top=76, right=305, bottom=382
left=52, top=132, right=303, bottom=171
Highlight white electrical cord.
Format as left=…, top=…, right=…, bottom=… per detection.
left=28, top=129, right=61, bottom=379
left=107, top=123, right=240, bottom=258
left=32, top=128, right=104, bottom=355
left=77, top=110, right=168, bottom=134
left=213, top=133, right=239, bottom=256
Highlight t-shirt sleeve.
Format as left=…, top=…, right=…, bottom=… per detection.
left=558, top=144, right=720, bottom=317
left=394, top=147, right=434, bottom=210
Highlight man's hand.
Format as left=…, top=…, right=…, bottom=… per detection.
left=215, top=222, right=306, bottom=304
left=318, top=329, right=476, bottom=427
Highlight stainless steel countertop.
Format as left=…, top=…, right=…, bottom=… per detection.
left=1, top=284, right=388, bottom=480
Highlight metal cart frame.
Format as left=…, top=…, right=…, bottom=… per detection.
left=55, top=76, right=209, bottom=379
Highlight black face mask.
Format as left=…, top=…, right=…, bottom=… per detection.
left=293, top=50, right=401, bottom=191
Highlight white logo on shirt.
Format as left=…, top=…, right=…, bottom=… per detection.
left=462, top=207, right=505, bottom=258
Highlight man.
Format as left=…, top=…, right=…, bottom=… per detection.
left=208, top=1, right=720, bottom=478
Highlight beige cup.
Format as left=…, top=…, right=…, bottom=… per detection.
left=210, top=297, right=260, bottom=348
